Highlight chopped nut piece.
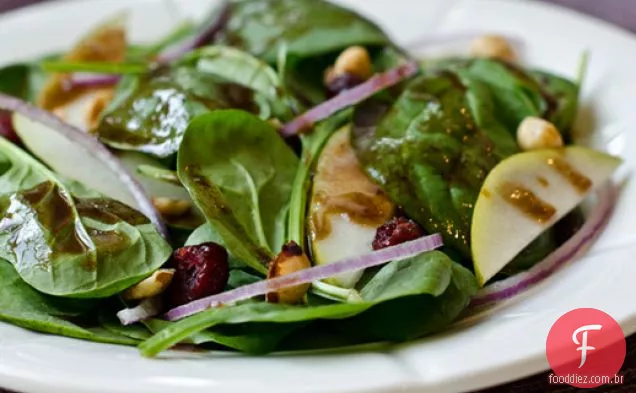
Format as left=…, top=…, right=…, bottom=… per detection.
left=266, top=241, right=312, bottom=304
left=122, top=269, right=175, bottom=300
left=267, top=118, right=283, bottom=129
left=333, top=45, right=373, bottom=80
left=152, top=197, right=192, bottom=217
left=470, top=34, right=515, bottom=62
left=517, top=116, right=564, bottom=151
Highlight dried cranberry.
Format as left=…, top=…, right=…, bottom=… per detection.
left=325, top=72, right=363, bottom=97
left=0, top=110, right=19, bottom=144
left=167, top=242, right=229, bottom=308
left=373, top=216, right=425, bottom=250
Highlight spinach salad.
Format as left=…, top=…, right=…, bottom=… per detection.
left=0, top=0, right=621, bottom=356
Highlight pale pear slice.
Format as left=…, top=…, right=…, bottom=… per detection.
left=12, top=112, right=141, bottom=209
left=13, top=114, right=194, bottom=209
left=308, top=125, right=394, bottom=288
left=472, top=146, right=621, bottom=286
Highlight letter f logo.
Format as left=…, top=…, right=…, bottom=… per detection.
left=572, top=324, right=603, bottom=368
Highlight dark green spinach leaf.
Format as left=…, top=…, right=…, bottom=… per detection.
left=147, top=318, right=301, bottom=354
left=178, top=46, right=298, bottom=120
left=177, top=110, right=299, bottom=274
left=531, top=70, right=579, bottom=140
left=0, top=137, right=172, bottom=298
left=96, top=68, right=258, bottom=158
left=0, top=62, right=51, bottom=102
left=99, top=310, right=152, bottom=341
left=336, top=263, right=477, bottom=341
left=220, top=0, right=389, bottom=63
left=352, top=72, right=518, bottom=258
left=353, top=60, right=578, bottom=263
left=0, top=260, right=137, bottom=346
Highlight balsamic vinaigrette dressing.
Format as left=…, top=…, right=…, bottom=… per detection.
left=494, top=154, right=592, bottom=224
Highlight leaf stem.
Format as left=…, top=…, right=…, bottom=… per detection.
left=231, top=159, right=271, bottom=252
left=40, top=61, right=149, bottom=75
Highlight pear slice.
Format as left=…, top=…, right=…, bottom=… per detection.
left=472, top=146, right=621, bottom=286
left=308, top=125, right=394, bottom=288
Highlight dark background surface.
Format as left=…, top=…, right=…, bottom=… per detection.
left=0, top=0, right=635, bottom=392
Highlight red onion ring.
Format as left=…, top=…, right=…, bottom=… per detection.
left=470, top=184, right=616, bottom=307
left=0, top=93, right=168, bottom=237
left=164, top=233, right=443, bottom=321
left=155, top=0, right=231, bottom=64
left=280, top=61, right=420, bottom=137
left=65, top=1, right=231, bottom=89
left=66, top=73, right=121, bottom=89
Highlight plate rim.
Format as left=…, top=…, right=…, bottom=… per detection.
left=1, top=1, right=636, bottom=393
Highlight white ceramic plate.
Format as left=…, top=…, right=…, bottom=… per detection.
left=1, top=0, right=636, bottom=392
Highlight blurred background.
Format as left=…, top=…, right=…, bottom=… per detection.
left=0, top=0, right=634, bottom=29
left=2, top=0, right=636, bottom=34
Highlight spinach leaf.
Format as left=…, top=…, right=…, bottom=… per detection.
left=0, top=260, right=137, bottom=346
left=217, top=0, right=393, bottom=105
left=99, top=310, right=152, bottom=341
left=96, top=68, right=259, bottom=158
left=352, top=72, right=518, bottom=258
left=531, top=70, right=579, bottom=139
left=432, top=59, right=579, bottom=138
left=39, top=60, right=148, bottom=75
left=146, top=319, right=301, bottom=354
left=178, top=46, right=299, bottom=120
left=0, top=137, right=172, bottom=298
left=336, top=263, right=477, bottom=341
left=452, top=59, right=547, bottom=132
left=352, top=60, right=579, bottom=263
left=139, top=251, right=477, bottom=356
left=0, top=64, right=31, bottom=99
left=177, top=110, right=298, bottom=273
left=0, top=62, right=50, bottom=102
left=358, top=254, right=453, bottom=302
left=219, top=0, right=390, bottom=63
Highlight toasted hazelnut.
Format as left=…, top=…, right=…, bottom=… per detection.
left=333, top=46, right=373, bottom=80
left=267, top=118, right=283, bottom=129
left=152, top=197, right=192, bottom=217
left=122, top=269, right=175, bottom=300
left=266, top=241, right=312, bottom=304
left=470, top=34, right=515, bottom=62
left=517, top=116, right=564, bottom=151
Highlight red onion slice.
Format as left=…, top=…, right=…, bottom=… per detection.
left=280, top=61, right=419, bottom=137
left=164, top=233, right=443, bottom=321
left=65, top=1, right=231, bottom=89
left=66, top=73, right=121, bottom=90
left=470, top=184, right=616, bottom=307
left=156, top=0, right=231, bottom=64
left=0, top=93, right=168, bottom=237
